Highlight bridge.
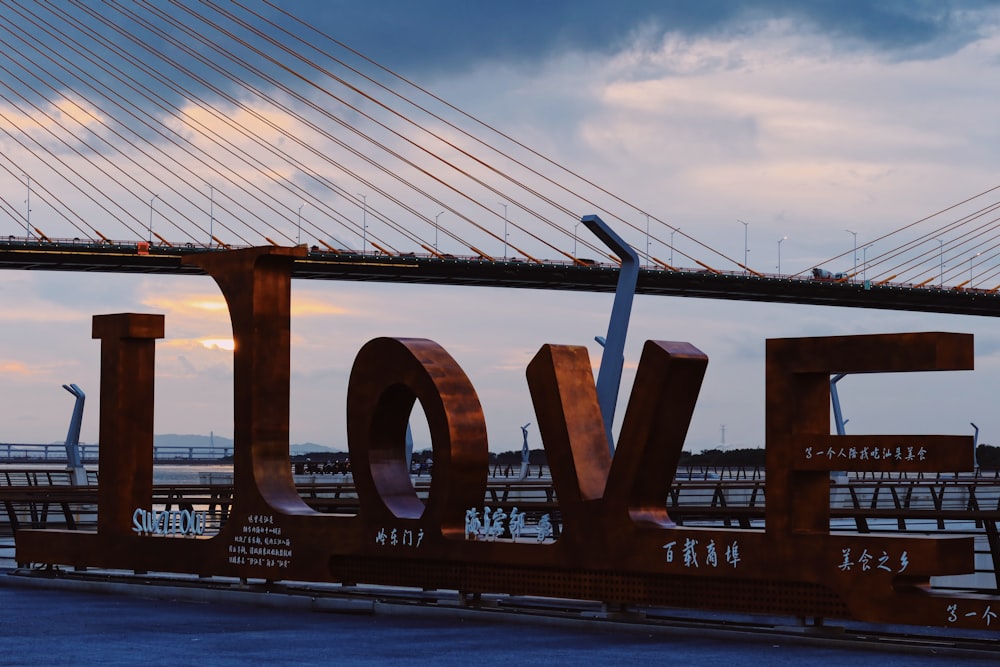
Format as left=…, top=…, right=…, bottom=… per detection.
left=3, top=236, right=1000, bottom=316
left=0, top=3, right=998, bottom=318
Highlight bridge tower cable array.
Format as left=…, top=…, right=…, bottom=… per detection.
left=0, top=0, right=748, bottom=269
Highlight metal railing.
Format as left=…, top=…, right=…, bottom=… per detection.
left=0, top=443, right=233, bottom=462
left=3, top=471, right=1000, bottom=593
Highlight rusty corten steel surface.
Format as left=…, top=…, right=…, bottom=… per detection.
left=183, top=246, right=312, bottom=516
left=92, top=314, right=163, bottom=536
left=12, top=248, right=998, bottom=631
left=765, top=332, right=977, bottom=625
left=347, top=337, right=489, bottom=538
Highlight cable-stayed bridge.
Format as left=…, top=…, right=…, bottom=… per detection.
left=1, top=2, right=1000, bottom=316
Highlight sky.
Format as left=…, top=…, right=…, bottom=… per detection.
left=2, top=1, right=1000, bottom=454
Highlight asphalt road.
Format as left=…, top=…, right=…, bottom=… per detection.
left=0, top=578, right=995, bottom=666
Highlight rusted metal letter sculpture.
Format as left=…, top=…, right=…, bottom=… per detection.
left=13, top=247, right=1000, bottom=631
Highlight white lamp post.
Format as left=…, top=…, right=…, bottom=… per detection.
left=357, top=193, right=367, bottom=254
left=970, top=252, right=982, bottom=289
left=297, top=203, right=305, bottom=245
left=645, top=214, right=650, bottom=262
left=497, top=202, right=508, bottom=260
left=148, top=194, right=158, bottom=243
left=846, top=229, right=857, bottom=280
left=24, top=174, right=31, bottom=239
left=936, top=238, right=944, bottom=287
left=434, top=211, right=443, bottom=252
left=738, top=219, right=749, bottom=273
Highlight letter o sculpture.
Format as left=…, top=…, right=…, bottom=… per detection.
left=347, top=337, right=489, bottom=539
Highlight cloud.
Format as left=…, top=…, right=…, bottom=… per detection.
left=199, top=338, right=234, bottom=351
left=141, top=292, right=227, bottom=314
left=300, top=1, right=1000, bottom=79
left=0, top=359, right=45, bottom=377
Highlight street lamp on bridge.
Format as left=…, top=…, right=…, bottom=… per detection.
left=846, top=229, right=857, bottom=280
left=936, top=239, right=945, bottom=288
left=970, top=252, right=982, bottom=289
left=357, top=193, right=367, bottom=255
left=738, top=219, right=749, bottom=273
left=23, top=174, right=30, bottom=239
left=497, top=201, right=508, bottom=260
left=435, top=211, right=443, bottom=252
left=862, top=244, right=873, bottom=283
left=297, top=203, right=305, bottom=245
left=645, top=214, right=650, bottom=263
left=148, top=194, right=158, bottom=243
left=208, top=184, right=214, bottom=247
left=670, top=228, right=677, bottom=266
left=777, top=236, right=787, bottom=275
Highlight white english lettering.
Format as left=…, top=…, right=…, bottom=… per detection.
left=132, top=509, right=144, bottom=534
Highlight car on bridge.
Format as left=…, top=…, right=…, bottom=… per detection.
left=811, top=267, right=849, bottom=280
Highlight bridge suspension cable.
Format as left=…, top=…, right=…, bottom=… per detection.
left=0, top=0, right=760, bottom=271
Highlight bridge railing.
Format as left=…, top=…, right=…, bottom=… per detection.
left=0, top=443, right=233, bottom=462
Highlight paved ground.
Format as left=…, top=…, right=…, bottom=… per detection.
left=0, top=573, right=995, bottom=666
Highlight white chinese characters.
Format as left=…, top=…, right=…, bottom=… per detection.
left=463, top=506, right=553, bottom=542
left=375, top=527, right=425, bottom=548
left=227, top=514, right=293, bottom=569
left=804, top=445, right=927, bottom=462
left=663, top=538, right=741, bottom=569
left=837, top=547, right=908, bottom=574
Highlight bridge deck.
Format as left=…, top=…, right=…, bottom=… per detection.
left=2, top=240, right=999, bottom=316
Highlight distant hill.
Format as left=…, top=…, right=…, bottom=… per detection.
left=155, top=433, right=234, bottom=448
left=154, top=434, right=340, bottom=455
left=290, top=443, right=341, bottom=455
